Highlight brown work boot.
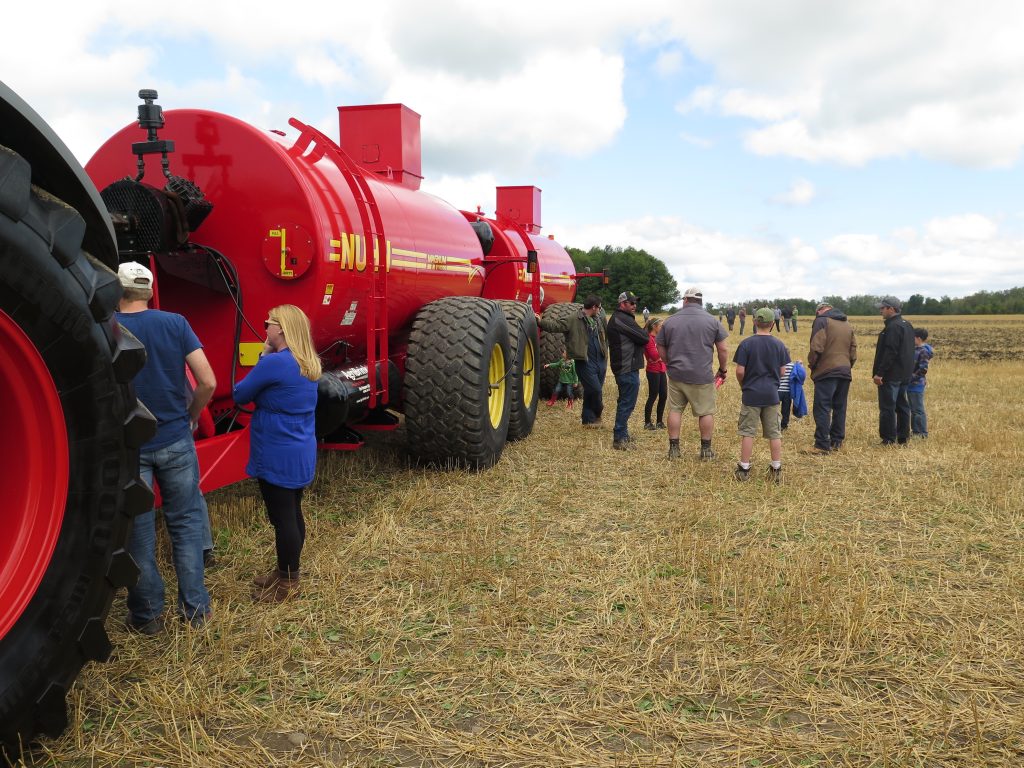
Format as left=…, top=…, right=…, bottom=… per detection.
left=252, top=573, right=301, bottom=603
left=252, top=568, right=285, bottom=588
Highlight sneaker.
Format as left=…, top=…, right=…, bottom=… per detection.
left=612, top=439, right=632, bottom=451
left=126, top=615, right=165, bottom=636
left=767, top=466, right=783, bottom=484
left=644, top=422, right=657, bottom=431
left=699, top=446, right=716, bottom=461
left=656, top=422, right=666, bottom=429
left=667, top=443, right=681, bottom=460
left=734, top=464, right=750, bottom=481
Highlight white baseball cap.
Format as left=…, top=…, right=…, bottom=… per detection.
left=117, top=261, right=153, bottom=289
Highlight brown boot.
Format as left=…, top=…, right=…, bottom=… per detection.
left=252, top=568, right=285, bottom=588
left=252, top=574, right=300, bottom=603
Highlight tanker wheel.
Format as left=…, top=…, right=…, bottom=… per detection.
left=496, top=300, right=539, bottom=441
left=0, top=146, right=154, bottom=753
left=405, top=296, right=511, bottom=468
left=538, top=302, right=582, bottom=397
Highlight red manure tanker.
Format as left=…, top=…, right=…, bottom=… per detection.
left=0, top=84, right=578, bottom=751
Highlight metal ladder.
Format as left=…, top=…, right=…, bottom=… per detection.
left=288, top=118, right=389, bottom=408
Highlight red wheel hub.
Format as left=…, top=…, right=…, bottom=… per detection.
left=0, top=308, right=68, bottom=640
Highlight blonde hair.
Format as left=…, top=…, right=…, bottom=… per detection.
left=644, top=317, right=662, bottom=334
left=269, top=304, right=322, bottom=381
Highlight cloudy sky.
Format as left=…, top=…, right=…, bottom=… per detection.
left=6, top=0, right=1024, bottom=304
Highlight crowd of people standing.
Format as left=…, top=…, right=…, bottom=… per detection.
left=536, top=289, right=934, bottom=482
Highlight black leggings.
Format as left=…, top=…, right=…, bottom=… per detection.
left=645, top=371, right=667, bottom=424
left=258, top=479, right=306, bottom=575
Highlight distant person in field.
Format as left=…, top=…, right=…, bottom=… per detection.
left=606, top=291, right=650, bottom=450
left=538, top=295, right=607, bottom=428
left=908, top=327, right=934, bottom=438
left=234, top=304, right=321, bottom=603
left=871, top=296, right=916, bottom=446
left=642, top=317, right=667, bottom=430
left=656, top=286, right=728, bottom=461
left=781, top=304, right=794, bottom=332
left=733, top=308, right=790, bottom=483
left=807, top=301, right=857, bottom=454
left=116, top=261, right=215, bottom=634
left=642, top=306, right=651, bottom=323
left=544, top=349, right=578, bottom=409
left=773, top=306, right=782, bottom=333
left=791, top=306, right=799, bottom=333
left=738, top=306, right=747, bottom=335
left=725, top=305, right=736, bottom=331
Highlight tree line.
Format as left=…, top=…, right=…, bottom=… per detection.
left=565, top=244, right=1023, bottom=315
left=707, top=287, right=1024, bottom=316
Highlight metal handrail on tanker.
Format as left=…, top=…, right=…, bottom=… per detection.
left=286, top=117, right=390, bottom=409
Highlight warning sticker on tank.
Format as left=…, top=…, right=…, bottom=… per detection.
left=341, top=301, right=358, bottom=326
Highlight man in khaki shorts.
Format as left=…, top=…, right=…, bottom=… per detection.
left=655, top=287, right=729, bottom=460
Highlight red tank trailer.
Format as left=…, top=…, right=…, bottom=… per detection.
left=85, top=92, right=578, bottom=489
left=0, top=85, right=579, bottom=753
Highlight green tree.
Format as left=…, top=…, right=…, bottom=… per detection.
left=566, top=245, right=680, bottom=311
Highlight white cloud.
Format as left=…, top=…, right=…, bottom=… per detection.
left=770, top=178, right=816, bottom=207
left=654, top=50, right=684, bottom=77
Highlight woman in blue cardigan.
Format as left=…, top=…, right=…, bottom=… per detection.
left=234, top=304, right=321, bottom=602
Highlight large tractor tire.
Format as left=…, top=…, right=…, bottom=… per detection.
left=495, top=300, right=539, bottom=441
left=538, top=302, right=581, bottom=397
left=405, top=296, right=511, bottom=468
left=0, top=145, right=154, bottom=754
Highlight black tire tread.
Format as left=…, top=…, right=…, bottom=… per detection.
left=495, top=300, right=539, bottom=441
left=0, top=142, right=154, bottom=754
left=405, top=296, right=511, bottom=468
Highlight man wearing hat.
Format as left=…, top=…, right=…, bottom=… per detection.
left=605, top=290, right=650, bottom=449
left=871, top=296, right=915, bottom=445
left=116, top=261, right=216, bottom=633
left=806, top=300, right=858, bottom=453
left=655, top=286, right=729, bottom=460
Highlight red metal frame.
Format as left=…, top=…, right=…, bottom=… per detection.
left=0, top=308, right=69, bottom=641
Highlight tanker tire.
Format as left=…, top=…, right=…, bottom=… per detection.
left=538, top=302, right=582, bottom=397
left=0, top=145, right=154, bottom=755
left=496, top=300, right=539, bottom=441
left=405, top=296, right=511, bottom=468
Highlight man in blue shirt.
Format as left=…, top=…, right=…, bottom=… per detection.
left=116, top=262, right=216, bottom=633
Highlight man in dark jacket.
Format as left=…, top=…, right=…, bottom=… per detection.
left=538, top=295, right=607, bottom=426
left=605, top=291, right=650, bottom=449
left=872, top=296, right=915, bottom=445
left=807, top=300, right=857, bottom=453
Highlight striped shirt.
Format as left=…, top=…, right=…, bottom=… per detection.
left=778, top=361, right=795, bottom=394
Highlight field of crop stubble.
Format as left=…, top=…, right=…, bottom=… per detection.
left=14, top=315, right=1024, bottom=768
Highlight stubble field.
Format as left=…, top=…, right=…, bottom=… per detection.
left=12, top=314, right=1024, bottom=768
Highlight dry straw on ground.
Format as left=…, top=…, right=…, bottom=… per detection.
left=14, top=315, right=1024, bottom=767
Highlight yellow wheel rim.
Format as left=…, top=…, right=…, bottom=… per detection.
left=488, top=342, right=507, bottom=429
left=521, top=338, right=536, bottom=409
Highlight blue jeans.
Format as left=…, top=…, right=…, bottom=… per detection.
left=577, top=357, right=605, bottom=425
left=878, top=381, right=911, bottom=444
left=812, top=377, right=851, bottom=450
left=127, top=436, right=211, bottom=625
left=613, top=370, right=640, bottom=441
left=908, top=390, right=927, bottom=436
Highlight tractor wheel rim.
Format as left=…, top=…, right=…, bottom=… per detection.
left=0, top=308, right=69, bottom=641
left=521, top=338, right=536, bottom=408
left=488, top=342, right=506, bottom=428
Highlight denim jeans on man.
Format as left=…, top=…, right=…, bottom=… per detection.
left=127, top=436, right=211, bottom=625
left=577, top=356, right=605, bottom=425
left=812, top=377, right=851, bottom=451
left=907, top=390, right=927, bottom=437
left=877, top=380, right=911, bottom=444
left=613, top=370, right=640, bottom=441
